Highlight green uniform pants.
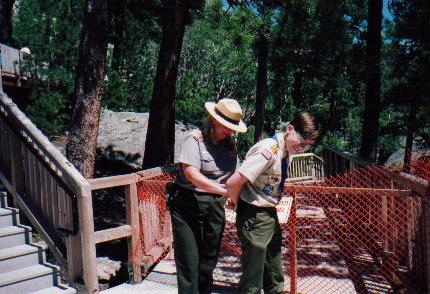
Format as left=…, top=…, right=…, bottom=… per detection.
left=169, top=185, right=226, bottom=294
left=236, top=199, right=284, bottom=294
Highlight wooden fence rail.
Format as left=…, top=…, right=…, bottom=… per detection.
left=322, top=146, right=373, bottom=176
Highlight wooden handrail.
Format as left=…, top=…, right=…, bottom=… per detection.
left=0, top=93, right=89, bottom=195
left=0, top=92, right=98, bottom=293
left=324, top=146, right=373, bottom=167
left=88, top=173, right=138, bottom=190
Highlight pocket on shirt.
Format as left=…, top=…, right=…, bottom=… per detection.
left=201, top=157, right=220, bottom=173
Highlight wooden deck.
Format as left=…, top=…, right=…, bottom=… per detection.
left=102, top=203, right=359, bottom=294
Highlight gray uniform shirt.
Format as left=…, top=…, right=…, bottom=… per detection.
left=238, top=133, right=288, bottom=207
left=175, top=130, right=240, bottom=192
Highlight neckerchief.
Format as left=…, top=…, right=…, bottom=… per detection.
left=272, top=135, right=288, bottom=193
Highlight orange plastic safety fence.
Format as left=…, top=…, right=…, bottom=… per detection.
left=135, top=156, right=429, bottom=294
left=136, top=172, right=176, bottom=266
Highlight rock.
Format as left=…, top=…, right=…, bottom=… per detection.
left=96, top=257, right=121, bottom=281
left=51, top=109, right=196, bottom=169
left=384, top=146, right=430, bottom=167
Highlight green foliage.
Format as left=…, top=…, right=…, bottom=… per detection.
left=11, top=0, right=428, bottom=162
left=13, top=0, right=84, bottom=136
left=26, top=91, right=69, bottom=134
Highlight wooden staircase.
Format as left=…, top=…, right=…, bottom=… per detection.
left=0, top=191, right=76, bottom=294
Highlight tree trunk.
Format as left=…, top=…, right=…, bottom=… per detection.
left=142, top=0, right=190, bottom=168
left=403, top=103, right=416, bottom=173
left=254, top=29, right=268, bottom=143
left=66, top=0, right=109, bottom=179
left=111, top=0, right=126, bottom=70
left=0, top=0, right=15, bottom=45
left=359, top=0, right=382, bottom=162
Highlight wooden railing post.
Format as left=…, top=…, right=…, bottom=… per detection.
left=78, top=184, right=98, bottom=293
left=125, top=181, right=142, bottom=282
left=289, top=191, right=297, bottom=294
left=8, top=130, right=25, bottom=207
left=424, top=189, right=430, bottom=293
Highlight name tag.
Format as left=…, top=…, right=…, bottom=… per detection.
left=276, top=196, right=293, bottom=224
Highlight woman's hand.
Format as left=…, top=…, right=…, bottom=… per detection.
left=226, top=171, right=249, bottom=209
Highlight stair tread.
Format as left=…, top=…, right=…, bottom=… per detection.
left=0, top=264, right=54, bottom=286
left=0, top=208, right=16, bottom=216
left=29, top=285, right=77, bottom=294
left=0, top=225, right=26, bottom=237
left=0, top=244, right=41, bottom=261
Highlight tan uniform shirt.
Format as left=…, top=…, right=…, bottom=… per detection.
left=175, top=130, right=240, bottom=191
left=238, top=133, right=288, bottom=207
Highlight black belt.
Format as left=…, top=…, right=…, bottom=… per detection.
left=238, top=198, right=276, bottom=212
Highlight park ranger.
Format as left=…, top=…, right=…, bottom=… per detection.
left=226, top=112, right=320, bottom=294
left=169, top=98, right=247, bottom=294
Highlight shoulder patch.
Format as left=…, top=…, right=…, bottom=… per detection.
left=188, top=129, right=203, bottom=141
left=261, top=149, right=273, bottom=160
left=270, top=144, right=279, bottom=154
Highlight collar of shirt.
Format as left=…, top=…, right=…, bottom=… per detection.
left=274, top=132, right=288, bottom=159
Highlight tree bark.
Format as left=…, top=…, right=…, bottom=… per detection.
left=142, top=0, right=191, bottom=168
left=66, top=0, right=109, bottom=179
left=359, top=0, right=382, bottom=162
left=254, top=29, right=268, bottom=143
left=111, top=0, right=126, bottom=70
left=403, top=103, right=416, bottom=173
left=0, top=0, right=15, bottom=45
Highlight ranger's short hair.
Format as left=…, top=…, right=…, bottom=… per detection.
left=290, top=112, right=320, bottom=141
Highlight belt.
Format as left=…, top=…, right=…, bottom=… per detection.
left=238, top=198, right=276, bottom=212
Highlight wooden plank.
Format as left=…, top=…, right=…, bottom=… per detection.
left=27, top=149, right=36, bottom=205
left=125, top=182, right=142, bottom=282
left=49, top=172, right=59, bottom=228
left=9, top=130, right=25, bottom=207
left=57, top=183, right=67, bottom=230
left=94, top=225, right=132, bottom=244
left=324, top=146, right=373, bottom=167
left=34, top=154, right=42, bottom=209
left=64, top=189, right=74, bottom=230
left=39, top=161, right=48, bottom=219
left=76, top=185, right=98, bottom=294
left=136, top=165, right=177, bottom=180
left=0, top=93, right=89, bottom=197
left=424, top=191, right=430, bottom=292
left=88, top=173, right=138, bottom=190
left=286, top=185, right=412, bottom=197
left=390, top=171, right=428, bottom=196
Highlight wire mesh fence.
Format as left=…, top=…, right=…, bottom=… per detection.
left=135, top=154, right=429, bottom=293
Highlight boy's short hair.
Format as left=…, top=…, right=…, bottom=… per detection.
left=290, top=112, right=320, bottom=141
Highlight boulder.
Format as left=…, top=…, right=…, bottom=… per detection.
left=96, top=109, right=195, bottom=168
left=51, top=109, right=196, bottom=169
left=384, top=146, right=430, bottom=167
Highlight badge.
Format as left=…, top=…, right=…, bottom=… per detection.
left=262, top=184, right=274, bottom=195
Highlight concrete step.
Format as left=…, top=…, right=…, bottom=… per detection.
left=0, top=244, right=45, bottom=274
left=0, top=225, right=30, bottom=249
left=0, top=264, right=59, bottom=294
left=29, top=284, right=77, bottom=294
left=0, top=207, right=18, bottom=228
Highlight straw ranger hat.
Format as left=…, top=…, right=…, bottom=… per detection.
left=205, top=99, right=247, bottom=133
